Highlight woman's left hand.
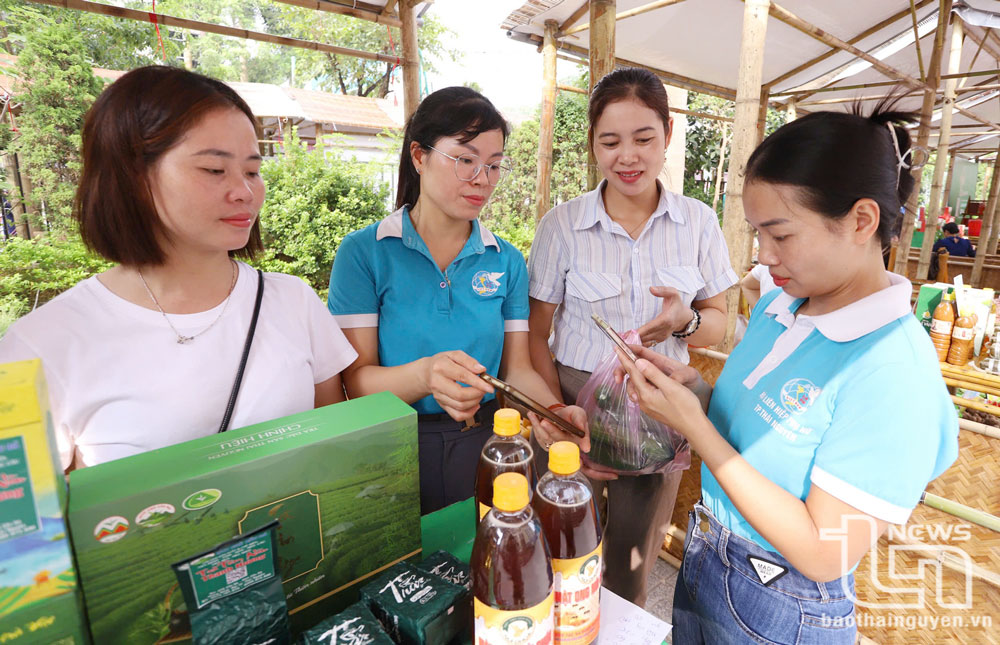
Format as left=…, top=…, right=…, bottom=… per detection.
left=529, top=405, right=589, bottom=453
left=615, top=350, right=707, bottom=438
left=636, top=286, right=692, bottom=346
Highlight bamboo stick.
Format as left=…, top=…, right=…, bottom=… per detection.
left=559, top=4, right=590, bottom=33
left=941, top=151, right=957, bottom=213
left=689, top=346, right=729, bottom=362
left=270, top=0, right=402, bottom=27
left=910, top=0, right=927, bottom=83
left=588, top=0, right=616, bottom=191
left=771, top=68, right=1000, bottom=97
left=381, top=0, right=398, bottom=18
left=886, top=534, right=1000, bottom=589
left=712, top=124, right=729, bottom=213
left=958, top=417, right=1000, bottom=439
left=24, top=0, right=407, bottom=64
left=950, top=393, right=1000, bottom=417
left=563, top=0, right=688, bottom=37
left=535, top=20, right=558, bottom=221
left=399, top=0, right=420, bottom=121
left=557, top=83, right=587, bottom=95
left=940, top=367, right=1000, bottom=390
left=720, top=0, right=769, bottom=353
left=919, top=17, right=964, bottom=281
left=756, top=87, right=770, bottom=144
left=670, top=106, right=733, bottom=123
left=921, top=492, right=1000, bottom=533
left=972, top=140, right=1000, bottom=285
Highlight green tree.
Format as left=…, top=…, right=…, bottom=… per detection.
left=7, top=6, right=104, bottom=229
left=256, top=130, right=389, bottom=295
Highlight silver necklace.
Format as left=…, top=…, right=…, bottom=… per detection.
left=138, top=260, right=238, bottom=344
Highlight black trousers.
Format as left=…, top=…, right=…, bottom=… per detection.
left=417, top=399, right=500, bottom=515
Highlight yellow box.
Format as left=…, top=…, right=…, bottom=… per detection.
left=0, top=359, right=88, bottom=644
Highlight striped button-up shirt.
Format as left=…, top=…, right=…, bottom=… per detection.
left=528, top=180, right=738, bottom=372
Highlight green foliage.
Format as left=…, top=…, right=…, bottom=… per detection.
left=482, top=89, right=590, bottom=256
left=0, top=235, right=111, bottom=314
left=256, top=130, right=389, bottom=295
left=5, top=6, right=104, bottom=229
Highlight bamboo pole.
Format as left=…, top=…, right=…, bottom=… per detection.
left=941, top=151, right=957, bottom=212
left=563, top=0, right=688, bottom=37
left=588, top=0, right=616, bottom=191
left=771, top=68, right=1000, bottom=97
left=712, top=124, right=730, bottom=213
left=972, top=143, right=1000, bottom=286
left=962, top=24, right=1000, bottom=66
left=559, top=4, right=590, bottom=32
left=557, top=83, right=587, bottom=95
left=919, top=17, right=964, bottom=281
left=2, top=154, right=28, bottom=239
left=989, top=210, right=1000, bottom=254
left=959, top=416, right=1000, bottom=439
left=762, top=0, right=935, bottom=90
left=270, top=0, right=402, bottom=27
left=721, top=0, right=770, bottom=353
left=911, top=0, right=927, bottom=82
left=894, top=0, right=951, bottom=277
left=921, top=492, right=1000, bottom=533
left=670, top=106, right=733, bottom=123
left=381, top=0, right=398, bottom=17
left=399, top=0, right=420, bottom=121
left=756, top=87, right=770, bottom=143
left=24, top=0, right=408, bottom=64
left=535, top=20, right=558, bottom=221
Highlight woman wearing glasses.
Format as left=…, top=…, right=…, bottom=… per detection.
left=328, top=86, right=586, bottom=514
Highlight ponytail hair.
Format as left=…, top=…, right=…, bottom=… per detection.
left=745, top=96, right=919, bottom=247
left=396, top=87, right=509, bottom=210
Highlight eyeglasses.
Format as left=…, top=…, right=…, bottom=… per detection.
left=427, top=146, right=512, bottom=186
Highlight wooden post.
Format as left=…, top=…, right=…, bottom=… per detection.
left=399, top=0, right=420, bottom=121
left=721, top=0, right=770, bottom=352
left=588, top=0, right=616, bottom=190
left=918, top=16, right=963, bottom=280
left=894, top=0, right=951, bottom=277
left=971, top=142, right=1000, bottom=286
left=711, top=124, right=730, bottom=213
left=535, top=20, right=558, bottom=220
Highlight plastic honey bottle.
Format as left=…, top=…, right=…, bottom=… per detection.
left=533, top=442, right=602, bottom=645
left=930, top=292, right=956, bottom=362
left=471, top=472, right=554, bottom=645
left=475, top=408, right=536, bottom=522
left=947, top=314, right=976, bottom=365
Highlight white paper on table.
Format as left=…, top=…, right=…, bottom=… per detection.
left=596, top=587, right=672, bottom=644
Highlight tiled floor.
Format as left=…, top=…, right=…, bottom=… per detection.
left=645, top=557, right=679, bottom=641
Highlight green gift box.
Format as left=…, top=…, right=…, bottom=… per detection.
left=67, top=392, right=420, bottom=644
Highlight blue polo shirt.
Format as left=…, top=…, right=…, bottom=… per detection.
left=327, top=207, right=530, bottom=414
left=704, top=272, right=958, bottom=552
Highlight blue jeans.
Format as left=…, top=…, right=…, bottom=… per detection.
left=672, top=503, right=857, bottom=645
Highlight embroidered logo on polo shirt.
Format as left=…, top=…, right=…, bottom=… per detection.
left=472, top=271, right=504, bottom=296
left=747, top=555, right=788, bottom=586
left=779, top=378, right=821, bottom=415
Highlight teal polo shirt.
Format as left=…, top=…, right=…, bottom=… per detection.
left=328, top=207, right=530, bottom=414
left=704, top=272, right=958, bottom=553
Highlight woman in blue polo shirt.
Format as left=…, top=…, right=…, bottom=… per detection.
left=328, top=86, right=585, bottom=515
left=619, top=106, right=958, bottom=643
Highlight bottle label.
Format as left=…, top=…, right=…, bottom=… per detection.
left=479, top=503, right=490, bottom=521
left=474, top=594, right=554, bottom=645
left=953, top=327, right=974, bottom=341
left=552, top=542, right=602, bottom=645
left=931, top=319, right=953, bottom=335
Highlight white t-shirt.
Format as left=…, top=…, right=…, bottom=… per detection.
left=0, top=262, right=357, bottom=469
left=750, top=263, right=778, bottom=297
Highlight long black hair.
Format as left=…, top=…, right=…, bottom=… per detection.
left=396, top=86, right=509, bottom=210
left=745, top=99, right=918, bottom=247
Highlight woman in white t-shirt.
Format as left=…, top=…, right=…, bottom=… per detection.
left=0, top=66, right=357, bottom=470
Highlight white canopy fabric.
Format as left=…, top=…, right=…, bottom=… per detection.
left=502, top=1, right=1000, bottom=159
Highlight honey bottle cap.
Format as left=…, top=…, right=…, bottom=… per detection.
left=493, top=472, right=530, bottom=512
left=548, top=441, right=581, bottom=476
left=493, top=408, right=522, bottom=437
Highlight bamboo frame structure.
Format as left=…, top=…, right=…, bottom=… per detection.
left=536, top=20, right=558, bottom=220
left=562, top=0, right=687, bottom=37
left=399, top=0, right=420, bottom=120
left=720, top=0, right=769, bottom=353
left=973, top=146, right=1000, bottom=285
left=587, top=0, right=616, bottom=190
left=271, top=0, right=401, bottom=27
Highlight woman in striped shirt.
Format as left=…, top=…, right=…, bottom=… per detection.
left=527, top=67, right=738, bottom=607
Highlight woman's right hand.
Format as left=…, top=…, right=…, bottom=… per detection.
left=421, top=351, right=494, bottom=421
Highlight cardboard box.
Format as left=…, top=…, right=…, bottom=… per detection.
left=913, top=282, right=953, bottom=335
left=0, top=359, right=88, bottom=644
left=68, top=392, right=420, bottom=644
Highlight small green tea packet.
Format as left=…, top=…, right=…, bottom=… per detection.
left=416, top=551, right=471, bottom=591
left=172, top=520, right=290, bottom=645
left=299, top=601, right=393, bottom=645
left=360, top=562, right=469, bottom=645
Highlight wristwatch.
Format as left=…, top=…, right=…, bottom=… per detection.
left=672, top=307, right=701, bottom=339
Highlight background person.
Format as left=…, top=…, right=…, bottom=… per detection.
left=327, top=86, right=585, bottom=515
left=526, top=67, right=737, bottom=607
left=0, top=66, right=357, bottom=470
left=933, top=221, right=976, bottom=257
left=619, top=105, right=958, bottom=644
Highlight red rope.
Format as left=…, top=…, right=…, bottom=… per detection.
left=150, top=1, right=167, bottom=62
left=385, top=24, right=400, bottom=70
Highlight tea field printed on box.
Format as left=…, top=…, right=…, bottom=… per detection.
left=74, top=434, right=419, bottom=644
left=0, top=516, right=75, bottom=617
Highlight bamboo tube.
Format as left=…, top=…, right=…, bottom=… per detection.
left=950, top=393, right=1000, bottom=417
left=939, top=362, right=1000, bottom=386
left=670, top=106, right=733, bottom=123
left=24, top=0, right=406, bottom=64
left=559, top=4, right=590, bottom=32
left=972, top=142, right=1000, bottom=285
left=959, top=417, right=1000, bottom=439
left=712, top=124, right=730, bottom=213
left=886, top=534, right=1000, bottom=588
left=921, top=492, right=1000, bottom=533
left=535, top=20, right=558, bottom=221
left=910, top=0, right=927, bottom=82
left=381, top=0, right=398, bottom=17
left=557, top=84, right=587, bottom=95
left=771, top=67, right=1000, bottom=97
left=563, top=0, right=688, bottom=37
left=941, top=369, right=1000, bottom=391
left=941, top=152, right=957, bottom=213
left=720, top=0, right=769, bottom=354
left=587, top=0, right=616, bottom=191
left=399, top=0, right=420, bottom=121
left=918, top=17, right=964, bottom=281
left=895, top=0, right=951, bottom=277
left=689, top=346, right=730, bottom=362
left=270, top=0, right=401, bottom=27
